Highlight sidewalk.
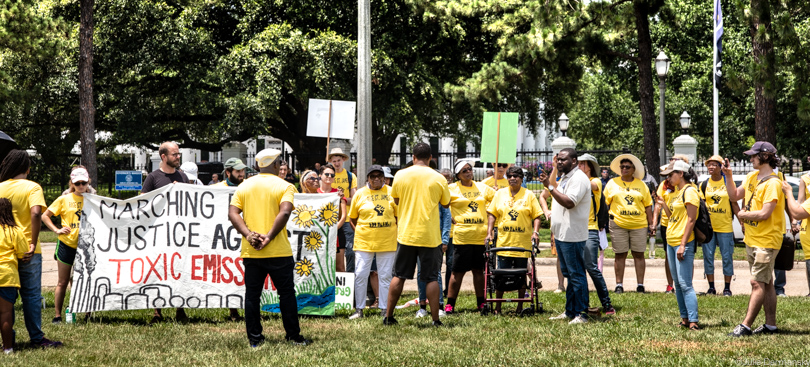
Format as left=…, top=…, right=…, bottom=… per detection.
left=40, top=242, right=810, bottom=297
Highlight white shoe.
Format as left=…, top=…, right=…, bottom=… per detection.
left=438, top=310, right=446, bottom=318
left=415, top=309, right=428, bottom=318
left=569, top=315, right=589, bottom=324
left=554, top=287, right=564, bottom=293
left=348, top=310, right=364, bottom=320
left=549, top=312, right=569, bottom=320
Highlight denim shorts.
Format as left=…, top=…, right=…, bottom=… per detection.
left=0, top=286, right=18, bottom=304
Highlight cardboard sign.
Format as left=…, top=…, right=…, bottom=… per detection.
left=480, top=112, right=519, bottom=164
left=306, top=99, right=356, bottom=140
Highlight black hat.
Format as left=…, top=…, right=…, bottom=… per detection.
left=367, top=164, right=384, bottom=176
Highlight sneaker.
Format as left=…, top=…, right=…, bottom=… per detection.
left=382, top=316, right=398, bottom=326
left=614, top=285, right=624, bottom=294
left=249, top=337, right=265, bottom=348
left=52, top=316, right=62, bottom=324
left=728, top=324, right=753, bottom=337
left=569, top=315, right=589, bottom=324
left=35, top=338, right=63, bottom=349
left=752, top=324, right=778, bottom=335
left=438, top=310, right=446, bottom=318
left=549, top=312, right=569, bottom=320
left=665, top=285, right=674, bottom=294
left=3, top=348, right=12, bottom=355
left=776, top=292, right=787, bottom=297
left=348, top=310, right=364, bottom=320
left=444, top=304, right=454, bottom=314
left=636, top=285, right=645, bottom=293
left=415, top=309, right=428, bottom=318
left=604, top=307, right=616, bottom=316
left=554, top=287, right=564, bottom=293
left=723, top=289, right=733, bottom=297
left=478, top=303, right=487, bottom=311
left=706, top=288, right=716, bottom=295
left=287, top=335, right=313, bottom=346
left=432, top=320, right=443, bottom=327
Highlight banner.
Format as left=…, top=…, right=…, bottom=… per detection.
left=68, top=184, right=338, bottom=316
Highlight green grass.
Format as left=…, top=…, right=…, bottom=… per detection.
left=5, top=290, right=810, bottom=366
left=39, top=230, right=58, bottom=244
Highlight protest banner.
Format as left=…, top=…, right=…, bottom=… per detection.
left=306, top=98, right=356, bottom=161
left=68, top=184, right=339, bottom=316
left=480, top=112, right=519, bottom=164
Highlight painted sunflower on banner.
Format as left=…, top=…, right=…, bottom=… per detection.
left=292, top=205, right=317, bottom=228
left=304, top=232, right=323, bottom=251
left=318, top=202, right=339, bottom=227
left=295, top=257, right=315, bottom=277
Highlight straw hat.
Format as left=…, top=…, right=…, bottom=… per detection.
left=610, top=154, right=645, bottom=180
left=704, top=155, right=724, bottom=166
left=327, top=148, right=349, bottom=161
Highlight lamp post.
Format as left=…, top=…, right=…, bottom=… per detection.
left=673, top=110, right=697, bottom=164
left=558, top=113, right=569, bottom=136
left=655, top=51, right=672, bottom=166
left=550, top=113, right=576, bottom=154
left=679, top=111, right=692, bottom=134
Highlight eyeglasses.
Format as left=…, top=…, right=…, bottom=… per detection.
left=459, top=168, right=472, bottom=174
left=497, top=164, right=508, bottom=168
left=506, top=174, right=522, bottom=179
left=74, top=181, right=88, bottom=186
left=368, top=175, right=384, bottom=180
left=170, top=153, right=182, bottom=157
left=322, top=173, right=335, bottom=178
left=619, top=165, right=634, bottom=170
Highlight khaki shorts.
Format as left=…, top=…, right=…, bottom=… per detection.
left=746, top=246, right=778, bottom=284
left=609, top=219, right=648, bottom=253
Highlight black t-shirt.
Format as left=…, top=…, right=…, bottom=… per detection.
left=142, top=169, right=189, bottom=193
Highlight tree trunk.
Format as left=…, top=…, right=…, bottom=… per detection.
left=750, top=0, right=777, bottom=144
left=634, top=0, right=660, bottom=178
left=79, top=0, right=97, bottom=186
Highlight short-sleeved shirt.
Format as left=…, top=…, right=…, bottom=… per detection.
left=487, top=187, right=542, bottom=258
left=700, top=177, right=734, bottom=233
left=390, top=165, right=451, bottom=247
left=0, top=179, right=47, bottom=253
left=550, top=168, right=591, bottom=242
left=603, top=177, right=653, bottom=230
left=230, top=173, right=296, bottom=258
left=588, top=177, right=602, bottom=231
left=742, top=171, right=785, bottom=249
left=333, top=169, right=357, bottom=198
left=349, top=185, right=397, bottom=252
left=666, top=186, right=701, bottom=246
left=799, top=175, right=810, bottom=258
left=482, top=176, right=509, bottom=190
left=141, top=169, right=189, bottom=193
left=47, top=193, right=84, bottom=248
left=448, top=181, right=495, bottom=245
left=0, top=225, right=28, bottom=288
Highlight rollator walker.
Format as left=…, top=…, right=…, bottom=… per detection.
left=481, top=237, right=543, bottom=316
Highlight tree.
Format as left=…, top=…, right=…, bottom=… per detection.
left=79, top=0, right=97, bottom=186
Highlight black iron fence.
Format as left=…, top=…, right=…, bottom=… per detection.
left=28, top=155, right=148, bottom=203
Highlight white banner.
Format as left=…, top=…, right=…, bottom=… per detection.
left=68, top=184, right=339, bottom=316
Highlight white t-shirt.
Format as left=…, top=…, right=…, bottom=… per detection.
left=550, top=167, right=591, bottom=242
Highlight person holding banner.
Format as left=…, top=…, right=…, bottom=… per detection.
left=0, top=198, right=34, bottom=354
left=445, top=160, right=495, bottom=313
left=214, top=158, right=247, bottom=187
left=348, top=165, right=397, bottom=319
left=0, top=150, right=62, bottom=348
left=328, top=148, right=357, bottom=273
left=41, top=166, right=90, bottom=323
left=229, top=148, right=311, bottom=347
left=482, top=163, right=509, bottom=190
left=299, top=170, right=320, bottom=194
left=317, top=164, right=348, bottom=272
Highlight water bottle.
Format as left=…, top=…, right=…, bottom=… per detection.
left=65, top=306, right=75, bottom=324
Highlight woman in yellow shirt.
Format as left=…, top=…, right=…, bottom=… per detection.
left=41, top=166, right=90, bottom=324
left=486, top=166, right=541, bottom=314
left=299, top=170, right=319, bottom=194
left=700, top=155, right=739, bottom=296
left=603, top=154, right=654, bottom=294
left=0, top=198, right=33, bottom=354
left=796, top=164, right=810, bottom=297
left=657, top=160, right=700, bottom=330
left=652, top=154, right=690, bottom=294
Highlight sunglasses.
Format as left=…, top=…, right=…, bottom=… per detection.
left=620, top=165, right=634, bottom=170
left=506, top=174, right=522, bottom=179
left=459, top=168, right=472, bottom=174
left=322, top=173, right=335, bottom=178
left=368, top=174, right=384, bottom=180
left=74, top=181, right=88, bottom=186
left=497, top=164, right=508, bottom=168
left=306, top=177, right=320, bottom=181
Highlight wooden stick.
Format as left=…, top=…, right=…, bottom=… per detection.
left=495, top=112, right=501, bottom=173
left=325, top=100, right=333, bottom=162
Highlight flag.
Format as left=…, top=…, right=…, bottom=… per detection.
left=714, top=0, right=723, bottom=85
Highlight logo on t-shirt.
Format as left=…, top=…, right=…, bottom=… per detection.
left=374, top=204, right=385, bottom=216
left=711, top=194, right=721, bottom=204
left=623, top=195, right=635, bottom=205
left=507, top=209, right=519, bottom=221
left=468, top=202, right=479, bottom=212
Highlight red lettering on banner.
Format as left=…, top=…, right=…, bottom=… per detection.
left=163, top=253, right=168, bottom=281
left=235, top=258, right=245, bottom=286
left=110, top=259, right=130, bottom=284
left=191, top=255, right=203, bottom=281
left=131, top=258, right=144, bottom=283
left=263, top=275, right=277, bottom=291
left=203, top=255, right=217, bottom=282
left=216, top=254, right=222, bottom=283
left=221, top=257, right=234, bottom=283
left=144, top=254, right=162, bottom=282
left=171, top=252, right=182, bottom=280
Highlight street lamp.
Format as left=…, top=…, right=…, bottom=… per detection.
left=679, top=111, right=691, bottom=134
left=655, top=51, right=671, bottom=166
left=558, top=113, right=569, bottom=137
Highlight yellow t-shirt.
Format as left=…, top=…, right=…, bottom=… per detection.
left=333, top=169, right=357, bottom=198
left=656, top=182, right=673, bottom=227
left=741, top=171, right=785, bottom=249
left=482, top=176, right=509, bottom=190
left=213, top=180, right=230, bottom=187
left=0, top=179, right=47, bottom=253
left=603, top=177, right=653, bottom=230
left=700, top=177, right=733, bottom=233
left=588, top=177, right=602, bottom=231
left=487, top=187, right=542, bottom=258
left=666, top=186, right=700, bottom=247
left=0, top=226, right=29, bottom=288
left=349, top=185, right=398, bottom=252
left=449, top=181, right=495, bottom=245
left=390, top=165, right=451, bottom=247
left=230, top=173, right=296, bottom=258
left=799, top=175, right=810, bottom=259
left=47, top=193, right=84, bottom=248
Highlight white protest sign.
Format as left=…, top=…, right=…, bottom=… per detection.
left=334, top=272, right=355, bottom=311
left=306, top=98, right=356, bottom=140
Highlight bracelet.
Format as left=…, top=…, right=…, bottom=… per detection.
left=533, top=231, right=540, bottom=235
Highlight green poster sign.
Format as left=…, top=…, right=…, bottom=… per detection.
left=480, top=112, right=519, bottom=164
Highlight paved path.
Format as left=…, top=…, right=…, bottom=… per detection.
left=40, top=242, right=810, bottom=297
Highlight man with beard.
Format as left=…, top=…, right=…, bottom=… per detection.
left=213, top=158, right=247, bottom=187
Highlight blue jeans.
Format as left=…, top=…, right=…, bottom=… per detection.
left=18, top=253, right=44, bottom=343
left=703, top=232, right=735, bottom=277
left=417, top=257, right=443, bottom=306
left=556, top=240, right=589, bottom=318
left=443, top=241, right=454, bottom=295
left=775, top=269, right=786, bottom=295
left=666, top=242, right=699, bottom=323
left=585, top=231, right=611, bottom=309
left=343, top=222, right=355, bottom=272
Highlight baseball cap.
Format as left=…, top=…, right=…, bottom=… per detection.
left=255, top=148, right=282, bottom=168
left=744, top=141, right=777, bottom=156
left=382, top=166, right=394, bottom=179
left=224, top=157, right=247, bottom=170
left=367, top=165, right=384, bottom=177
left=180, top=161, right=199, bottom=182
left=660, top=160, right=691, bottom=175
left=70, top=167, right=90, bottom=183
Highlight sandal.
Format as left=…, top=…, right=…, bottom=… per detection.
left=678, top=321, right=688, bottom=328
left=689, top=324, right=702, bottom=331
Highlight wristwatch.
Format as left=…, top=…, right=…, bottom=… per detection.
left=548, top=186, right=555, bottom=192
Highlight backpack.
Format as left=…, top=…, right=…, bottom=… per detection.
left=591, top=191, right=609, bottom=230
left=682, top=186, right=713, bottom=244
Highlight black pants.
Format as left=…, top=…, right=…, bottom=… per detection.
left=244, top=257, right=300, bottom=344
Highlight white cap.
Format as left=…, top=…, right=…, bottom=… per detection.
left=660, top=160, right=691, bottom=175
left=256, top=148, right=282, bottom=168
left=180, top=161, right=199, bottom=182
left=382, top=166, right=394, bottom=179
left=70, top=167, right=90, bottom=183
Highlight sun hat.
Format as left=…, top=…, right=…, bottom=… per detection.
left=610, top=154, right=645, bottom=180
left=704, top=155, right=724, bottom=166
left=327, top=148, right=349, bottom=161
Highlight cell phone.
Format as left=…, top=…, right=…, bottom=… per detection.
left=538, top=167, right=545, bottom=176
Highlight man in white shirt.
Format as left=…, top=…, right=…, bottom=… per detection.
left=539, top=148, right=592, bottom=324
